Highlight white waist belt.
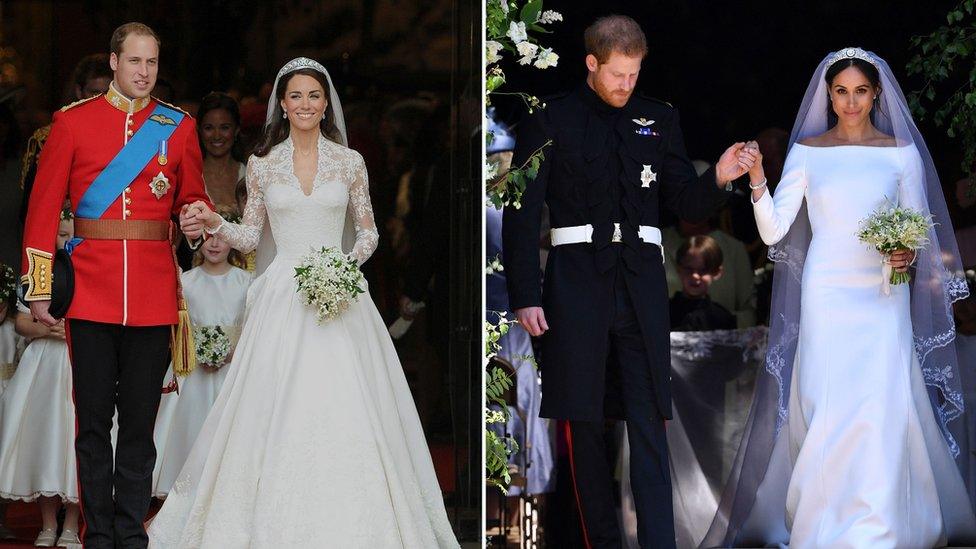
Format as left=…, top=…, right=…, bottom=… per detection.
left=550, top=224, right=664, bottom=260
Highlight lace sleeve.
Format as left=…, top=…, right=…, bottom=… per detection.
left=212, top=160, right=265, bottom=253
left=348, top=152, right=379, bottom=265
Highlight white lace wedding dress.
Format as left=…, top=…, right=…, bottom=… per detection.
left=147, top=135, right=459, bottom=548
left=752, top=143, right=975, bottom=548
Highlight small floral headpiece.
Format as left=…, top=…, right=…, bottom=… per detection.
left=0, top=263, right=16, bottom=303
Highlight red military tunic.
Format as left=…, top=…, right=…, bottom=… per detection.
left=21, top=82, right=212, bottom=326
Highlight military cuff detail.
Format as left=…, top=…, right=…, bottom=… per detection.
left=23, top=247, right=53, bottom=301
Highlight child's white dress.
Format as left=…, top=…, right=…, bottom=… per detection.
left=152, top=266, right=251, bottom=497
left=0, top=303, right=77, bottom=503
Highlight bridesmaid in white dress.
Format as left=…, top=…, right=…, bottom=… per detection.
left=0, top=265, right=23, bottom=396
left=146, top=58, right=459, bottom=548
left=0, top=217, right=81, bottom=547
left=702, top=48, right=976, bottom=549
left=152, top=226, right=251, bottom=498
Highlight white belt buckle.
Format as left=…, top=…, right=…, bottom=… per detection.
left=612, top=223, right=622, bottom=243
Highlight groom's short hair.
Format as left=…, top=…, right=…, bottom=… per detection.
left=110, top=22, right=161, bottom=56
left=584, top=15, right=647, bottom=64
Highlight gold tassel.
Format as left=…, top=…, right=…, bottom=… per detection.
left=171, top=297, right=196, bottom=376
left=168, top=221, right=196, bottom=376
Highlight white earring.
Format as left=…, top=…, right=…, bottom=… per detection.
left=282, top=111, right=287, bottom=119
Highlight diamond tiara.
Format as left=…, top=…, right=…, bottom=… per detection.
left=826, top=47, right=878, bottom=69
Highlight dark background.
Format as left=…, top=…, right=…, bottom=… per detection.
left=493, top=0, right=967, bottom=186
left=0, top=0, right=481, bottom=541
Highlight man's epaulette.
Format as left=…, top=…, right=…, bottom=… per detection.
left=60, top=94, right=102, bottom=112
left=152, top=97, right=192, bottom=118
left=636, top=93, right=674, bottom=109
left=19, top=124, right=51, bottom=189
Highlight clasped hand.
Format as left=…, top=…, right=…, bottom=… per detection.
left=886, top=249, right=915, bottom=273
left=179, top=201, right=220, bottom=239
left=715, top=141, right=762, bottom=188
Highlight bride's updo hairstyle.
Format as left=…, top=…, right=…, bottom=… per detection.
left=824, top=57, right=886, bottom=128
left=253, top=68, right=343, bottom=157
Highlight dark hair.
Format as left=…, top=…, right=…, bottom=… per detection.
left=824, top=57, right=884, bottom=128
left=676, top=235, right=724, bottom=274
left=253, top=68, right=342, bottom=157
left=584, top=15, right=647, bottom=64
left=64, top=53, right=112, bottom=104
left=197, top=92, right=245, bottom=162
left=235, top=176, right=248, bottom=205
left=110, top=22, right=161, bottom=57
left=0, top=103, right=22, bottom=160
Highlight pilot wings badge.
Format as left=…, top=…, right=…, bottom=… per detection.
left=633, top=118, right=656, bottom=136
left=149, top=113, right=176, bottom=126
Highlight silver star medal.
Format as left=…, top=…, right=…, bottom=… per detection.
left=149, top=171, right=171, bottom=199
left=640, top=164, right=657, bottom=188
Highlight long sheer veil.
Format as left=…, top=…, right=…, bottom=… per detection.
left=700, top=47, right=972, bottom=547
left=254, top=57, right=351, bottom=275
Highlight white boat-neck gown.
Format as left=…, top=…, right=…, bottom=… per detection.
left=751, top=143, right=975, bottom=548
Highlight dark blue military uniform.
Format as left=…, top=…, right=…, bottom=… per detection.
left=503, top=83, right=731, bottom=548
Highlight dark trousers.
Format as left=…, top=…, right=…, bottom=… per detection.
left=66, top=319, right=170, bottom=549
left=568, top=270, right=675, bottom=549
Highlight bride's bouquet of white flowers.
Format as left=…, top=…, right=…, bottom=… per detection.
left=857, top=203, right=934, bottom=287
left=294, top=247, right=366, bottom=324
left=194, top=325, right=231, bottom=369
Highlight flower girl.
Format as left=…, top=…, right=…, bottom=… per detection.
left=0, top=263, right=24, bottom=541
left=152, top=211, right=252, bottom=497
left=0, top=214, right=81, bottom=547
left=0, top=263, right=23, bottom=396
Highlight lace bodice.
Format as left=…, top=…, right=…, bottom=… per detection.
left=213, top=135, right=378, bottom=266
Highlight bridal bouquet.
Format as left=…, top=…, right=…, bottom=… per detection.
left=294, top=247, right=366, bottom=324
left=194, top=325, right=231, bottom=369
left=857, top=204, right=934, bottom=287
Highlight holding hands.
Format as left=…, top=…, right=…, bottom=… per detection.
left=715, top=142, right=761, bottom=188
left=180, top=201, right=221, bottom=239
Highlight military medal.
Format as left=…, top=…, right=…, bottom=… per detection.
left=641, top=164, right=657, bottom=188
left=633, top=117, right=655, bottom=136
left=150, top=171, right=171, bottom=199
left=157, top=139, right=168, bottom=166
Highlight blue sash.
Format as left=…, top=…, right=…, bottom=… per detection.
left=67, top=103, right=184, bottom=253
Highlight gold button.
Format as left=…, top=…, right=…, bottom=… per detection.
left=126, top=129, right=134, bottom=137
left=127, top=119, right=134, bottom=125
left=40, top=265, right=46, bottom=271
left=124, top=209, right=131, bottom=216
left=124, top=187, right=132, bottom=194
left=40, top=283, right=46, bottom=289
left=124, top=197, right=131, bottom=205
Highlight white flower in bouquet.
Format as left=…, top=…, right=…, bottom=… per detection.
left=539, top=10, right=563, bottom=24
left=507, top=21, right=528, bottom=43
left=485, top=159, right=499, bottom=180
left=194, top=325, right=232, bottom=369
left=294, top=247, right=367, bottom=324
left=856, top=203, right=935, bottom=288
left=516, top=41, right=538, bottom=65
left=485, top=40, right=504, bottom=64
left=533, top=47, right=559, bottom=69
